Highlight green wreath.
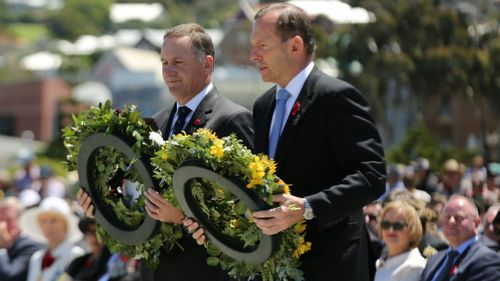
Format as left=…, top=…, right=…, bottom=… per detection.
left=151, top=129, right=311, bottom=281
left=63, top=101, right=183, bottom=268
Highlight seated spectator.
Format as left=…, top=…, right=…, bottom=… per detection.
left=61, top=217, right=139, bottom=281
left=436, top=159, right=466, bottom=198
left=479, top=205, right=500, bottom=253
left=419, top=195, right=500, bottom=281
left=403, top=167, right=431, bottom=204
left=412, top=157, right=438, bottom=194
left=364, top=201, right=384, bottom=260
left=20, top=197, right=84, bottom=281
left=380, top=164, right=406, bottom=201
left=418, top=207, right=448, bottom=257
left=13, top=160, right=39, bottom=195
left=36, top=167, right=65, bottom=199
left=375, top=201, right=426, bottom=281
left=0, top=197, right=42, bottom=281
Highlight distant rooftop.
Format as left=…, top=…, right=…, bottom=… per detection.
left=110, top=3, right=164, bottom=23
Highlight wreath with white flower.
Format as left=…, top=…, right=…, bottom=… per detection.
left=151, top=129, right=311, bottom=281
left=63, top=101, right=183, bottom=268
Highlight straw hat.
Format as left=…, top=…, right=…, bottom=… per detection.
left=19, top=197, right=82, bottom=244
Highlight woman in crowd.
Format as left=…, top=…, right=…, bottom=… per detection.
left=374, top=200, right=426, bottom=281
left=20, top=197, right=84, bottom=281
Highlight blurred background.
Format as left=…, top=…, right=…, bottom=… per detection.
left=0, top=0, right=499, bottom=200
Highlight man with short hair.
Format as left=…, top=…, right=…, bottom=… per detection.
left=78, top=23, right=253, bottom=281
left=248, top=3, right=386, bottom=281
left=419, top=195, right=500, bottom=281
left=479, top=205, right=500, bottom=253
left=0, top=197, right=42, bottom=281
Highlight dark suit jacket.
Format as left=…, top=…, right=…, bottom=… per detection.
left=419, top=241, right=500, bottom=281
left=154, top=87, right=253, bottom=149
left=253, top=67, right=386, bottom=281
left=142, top=87, right=253, bottom=281
left=0, top=235, right=42, bottom=281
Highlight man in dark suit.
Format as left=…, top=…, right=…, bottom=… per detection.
left=479, top=205, right=500, bottom=253
left=0, top=197, right=42, bottom=281
left=78, top=23, right=253, bottom=281
left=420, top=195, right=500, bottom=281
left=247, top=3, right=386, bottom=281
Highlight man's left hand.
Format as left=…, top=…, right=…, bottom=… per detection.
left=144, top=188, right=185, bottom=224
left=252, top=194, right=305, bottom=235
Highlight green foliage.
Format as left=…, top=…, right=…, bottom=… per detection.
left=47, top=0, right=113, bottom=40
left=6, top=23, right=50, bottom=43
left=386, top=122, right=477, bottom=170
left=386, top=122, right=442, bottom=170
left=62, top=100, right=180, bottom=268
left=151, top=129, right=310, bottom=281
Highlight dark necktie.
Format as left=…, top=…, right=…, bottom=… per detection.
left=268, top=89, right=291, bottom=159
left=172, top=106, right=191, bottom=136
left=41, top=251, right=56, bottom=270
left=435, top=250, right=459, bottom=281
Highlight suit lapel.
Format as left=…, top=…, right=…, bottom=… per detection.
left=184, top=88, right=217, bottom=134
left=426, top=250, right=448, bottom=280
left=275, top=67, right=320, bottom=162
left=157, top=103, right=176, bottom=139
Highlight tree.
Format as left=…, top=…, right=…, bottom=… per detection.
left=47, top=0, right=113, bottom=40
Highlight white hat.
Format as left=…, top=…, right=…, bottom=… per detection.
left=20, top=197, right=82, bottom=244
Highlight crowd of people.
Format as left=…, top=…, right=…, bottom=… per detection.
left=1, top=2, right=500, bottom=281
left=366, top=155, right=500, bottom=281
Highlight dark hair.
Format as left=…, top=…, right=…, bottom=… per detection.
left=255, top=3, right=316, bottom=55
left=164, top=23, right=215, bottom=62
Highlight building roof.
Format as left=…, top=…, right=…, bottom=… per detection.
left=110, top=3, right=164, bottom=23
left=288, top=0, right=376, bottom=24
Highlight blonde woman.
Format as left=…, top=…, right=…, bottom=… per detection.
left=20, top=197, right=84, bottom=281
left=375, top=200, right=426, bottom=281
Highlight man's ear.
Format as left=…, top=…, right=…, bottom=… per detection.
left=290, top=35, right=304, bottom=55
left=204, top=55, right=214, bottom=73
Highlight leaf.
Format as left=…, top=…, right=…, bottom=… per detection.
left=207, top=256, right=220, bottom=267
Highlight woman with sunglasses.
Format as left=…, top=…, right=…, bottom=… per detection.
left=374, top=200, right=426, bottom=281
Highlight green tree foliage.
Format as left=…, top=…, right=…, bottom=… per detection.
left=47, top=0, right=113, bottom=40
left=386, top=122, right=474, bottom=171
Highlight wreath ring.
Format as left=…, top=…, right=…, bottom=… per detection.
left=173, top=159, right=281, bottom=264
left=78, top=132, right=160, bottom=244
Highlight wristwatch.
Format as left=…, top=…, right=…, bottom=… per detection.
left=303, top=198, right=315, bottom=220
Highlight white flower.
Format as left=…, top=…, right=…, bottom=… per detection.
left=149, top=131, right=165, bottom=146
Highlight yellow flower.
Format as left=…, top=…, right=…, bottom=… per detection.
left=229, top=219, right=238, bottom=229
left=293, top=237, right=312, bottom=259
left=293, top=221, right=307, bottom=234
left=197, top=128, right=217, bottom=141
left=209, top=139, right=224, bottom=158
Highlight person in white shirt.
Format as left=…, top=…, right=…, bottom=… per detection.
left=20, top=197, right=84, bottom=281
left=375, top=200, right=426, bottom=281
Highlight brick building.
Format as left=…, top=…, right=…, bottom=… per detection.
left=0, top=78, right=72, bottom=141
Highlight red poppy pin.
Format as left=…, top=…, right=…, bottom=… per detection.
left=450, top=265, right=458, bottom=276
left=291, top=101, right=301, bottom=116
left=193, top=118, right=202, bottom=126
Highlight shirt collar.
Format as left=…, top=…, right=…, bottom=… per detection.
left=276, top=61, right=314, bottom=99
left=451, top=235, right=478, bottom=254
left=176, top=82, right=213, bottom=112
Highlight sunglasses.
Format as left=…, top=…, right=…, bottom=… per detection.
left=380, top=220, right=407, bottom=231
left=367, top=214, right=378, bottom=222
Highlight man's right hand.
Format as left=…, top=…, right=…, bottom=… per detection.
left=77, top=188, right=95, bottom=218
left=0, top=221, right=15, bottom=249
left=183, top=218, right=206, bottom=245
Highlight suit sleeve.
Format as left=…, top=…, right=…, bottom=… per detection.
left=0, top=242, right=41, bottom=281
left=461, top=250, right=500, bottom=281
left=223, top=109, right=254, bottom=151
left=306, top=86, right=386, bottom=228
